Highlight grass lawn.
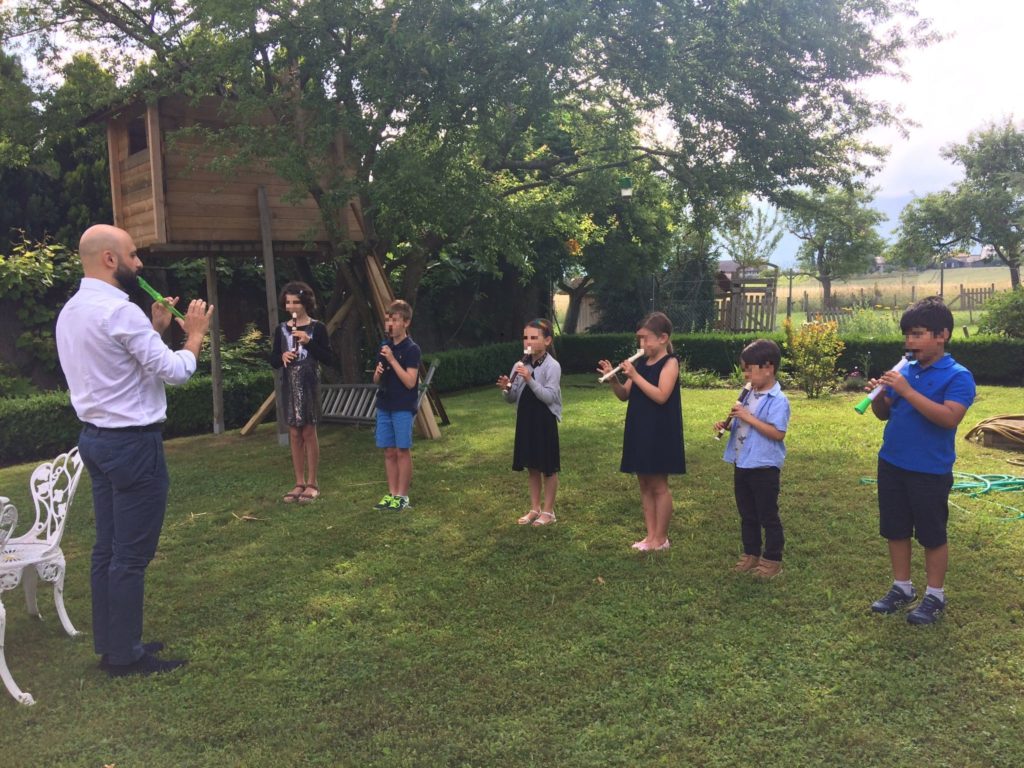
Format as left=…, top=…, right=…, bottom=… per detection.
left=1, top=377, right=1023, bottom=767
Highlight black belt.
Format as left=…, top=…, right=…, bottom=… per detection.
left=84, top=422, right=164, bottom=434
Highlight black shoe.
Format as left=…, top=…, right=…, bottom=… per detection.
left=107, top=652, right=187, bottom=678
left=99, top=641, right=166, bottom=670
left=907, top=594, right=946, bottom=625
left=870, top=586, right=916, bottom=614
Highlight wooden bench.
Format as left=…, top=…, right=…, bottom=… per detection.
left=320, top=360, right=438, bottom=426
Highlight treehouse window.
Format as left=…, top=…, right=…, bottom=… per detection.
left=127, top=116, right=148, bottom=155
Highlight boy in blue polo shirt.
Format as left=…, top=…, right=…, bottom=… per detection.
left=867, top=296, right=975, bottom=624
left=373, top=300, right=422, bottom=511
left=716, top=339, right=790, bottom=580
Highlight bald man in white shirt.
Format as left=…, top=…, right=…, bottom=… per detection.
left=56, top=224, right=213, bottom=678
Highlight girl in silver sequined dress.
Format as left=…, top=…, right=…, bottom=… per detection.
left=270, top=282, right=334, bottom=503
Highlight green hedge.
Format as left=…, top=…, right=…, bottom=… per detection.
left=0, top=371, right=274, bottom=467
left=425, top=332, right=1024, bottom=391
left=5, top=333, right=1019, bottom=465
left=837, top=335, right=1024, bottom=385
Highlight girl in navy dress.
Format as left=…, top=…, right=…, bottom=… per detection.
left=497, top=318, right=562, bottom=526
left=597, top=312, right=685, bottom=551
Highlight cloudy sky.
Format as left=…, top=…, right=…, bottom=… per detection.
left=868, top=1, right=1024, bottom=220
left=769, top=0, right=1024, bottom=266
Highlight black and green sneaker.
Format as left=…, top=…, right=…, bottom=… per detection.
left=375, top=494, right=395, bottom=510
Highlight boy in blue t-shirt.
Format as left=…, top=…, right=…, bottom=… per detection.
left=372, top=300, right=422, bottom=511
left=867, top=296, right=975, bottom=625
left=715, top=339, right=791, bottom=580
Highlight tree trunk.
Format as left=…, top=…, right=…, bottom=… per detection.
left=820, top=275, right=833, bottom=309
left=1010, top=262, right=1021, bottom=291
left=336, top=310, right=365, bottom=385
left=561, top=277, right=593, bottom=334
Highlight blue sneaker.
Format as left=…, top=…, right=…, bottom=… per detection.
left=907, top=594, right=946, bottom=625
left=870, top=586, right=916, bottom=614
left=374, top=494, right=394, bottom=510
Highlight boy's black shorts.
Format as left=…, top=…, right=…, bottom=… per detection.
left=877, top=458, right=953, bottom=548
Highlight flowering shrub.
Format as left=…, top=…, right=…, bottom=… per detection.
left=978, top=289, right=1024, bottom=338
left=783, top=317, right=846, bottom=398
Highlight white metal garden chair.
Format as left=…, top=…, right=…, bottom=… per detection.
left=0, top=447, right=84, bottom=705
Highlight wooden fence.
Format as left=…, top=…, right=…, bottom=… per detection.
left=948, top=284, right=996, bottom=310
left=716, top=278, right=777, bottom=331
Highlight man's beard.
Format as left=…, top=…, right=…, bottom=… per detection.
left=114, top=262, right=139, bottom=291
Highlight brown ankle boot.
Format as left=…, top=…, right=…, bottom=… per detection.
left=753, top=558, right=782, bottom=580
left=732, top=554, right=760, bottom=573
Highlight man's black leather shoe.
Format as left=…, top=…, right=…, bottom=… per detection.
left=107, top=652, right=187, bottom=678
left=99, top=641, right=165, bottom=670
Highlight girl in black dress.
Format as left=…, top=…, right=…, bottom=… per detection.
left=497, top=319, right=562, bottom=526
left=597, top=312, right=685, bottom=551
left=270, top=281, right=334, bottom=503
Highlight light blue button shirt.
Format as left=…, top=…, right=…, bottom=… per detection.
left=722, top=381, right=790, bottom=469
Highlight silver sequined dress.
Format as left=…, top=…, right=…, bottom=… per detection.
left=275, top=321, right=323, bottom=427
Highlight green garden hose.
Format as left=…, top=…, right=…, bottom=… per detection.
left=860, top=472, right=1024, bottom=520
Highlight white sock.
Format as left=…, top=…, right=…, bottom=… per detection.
left=925, top=586, right=945, bottom=603
left=894, top=580, right=914, bottom=596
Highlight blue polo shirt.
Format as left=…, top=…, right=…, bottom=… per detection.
left=878, top=354, right=975, bottom=475
left=722, top=382, right=790, bottom=469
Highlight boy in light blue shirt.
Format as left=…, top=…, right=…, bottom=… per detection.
left=715, top=339, right=790, bottom=580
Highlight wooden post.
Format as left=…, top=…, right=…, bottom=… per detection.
left=258, top=186, right=289, bottom=446
left=205, top=254, right=224, bottom=434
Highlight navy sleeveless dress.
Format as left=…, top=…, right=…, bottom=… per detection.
left=620, top=354, right=686, bottom=475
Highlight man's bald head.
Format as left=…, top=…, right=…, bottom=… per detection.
left=78, top=224, right=141, bottom=288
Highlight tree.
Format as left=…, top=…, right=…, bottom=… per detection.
left=786, top=187, right=887, bottom=306
left=716, top=201, right=785, bottom=272
left=0, top=50, right=113, bottom=248
left=2, top=1, right=928, bottom=368
left=895, top=119, right=1024, bottom=289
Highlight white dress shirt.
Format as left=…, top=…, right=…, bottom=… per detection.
left=56, top=277, right=197, bottom=427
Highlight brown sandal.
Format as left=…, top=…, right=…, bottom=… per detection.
left=298, top=484, right=320, bottom=503
left=282, top=484, right=305, bottom=503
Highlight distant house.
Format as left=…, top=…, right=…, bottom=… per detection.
left=941, top=251, right=989, bottom=269
left=870, top=255, right=886, bottom=273
left=717, top=259, right=740, bottom=278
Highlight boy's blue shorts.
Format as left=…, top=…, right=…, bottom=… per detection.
left=376, top=409, right=414, bottom=449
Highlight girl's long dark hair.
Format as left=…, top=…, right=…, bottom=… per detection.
left=279, top=281, right=317, bottom=316
left=638, top=311, right=673, bottom=354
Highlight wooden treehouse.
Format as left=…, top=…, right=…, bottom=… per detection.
left=105, top=94, right=363, bottom=250
left=97, top=94, right=442, bottom=439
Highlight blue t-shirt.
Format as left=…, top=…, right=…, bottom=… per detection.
left=878, top=354, right=975, bottom=475
left=722, top=382, right=790, bottom=469
left=376, top=336, right=422, bottom=413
